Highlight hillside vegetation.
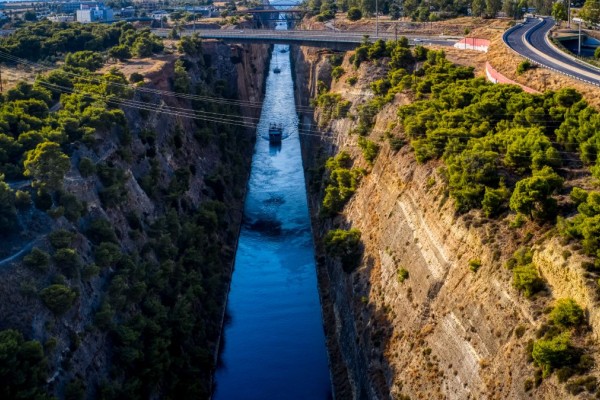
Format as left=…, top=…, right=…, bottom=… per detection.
left=0, top=21, right=255, bottom=399
left=313, top=37, right=600, bottom=396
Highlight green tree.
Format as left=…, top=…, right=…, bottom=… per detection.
left=471, top=0, right=485, bottom=16
left=173, top=59, right=191, bottom=94
left=23, top=10, right=37, bottom=21
left=532, top=332, right=576, bottom=377
left=550, top=298, right=585, bottom=329
left=39, top=284, right=78, bottom=315
left=347, top=7, right=363, bottom=20
left=509, top=166, right=564, bottom=220
left=551, top=1, right=567, bottom=22
left=0, top=329, right=50, bottom=400
left=0, top=175, right=16, bottom=233
left=108, top=45, right=132, bottom=61
left=65, top=51, right=104, bottom=71
left=324, top=228, right=362, bottom=271
left=23, top=247, right=50, bottom=270
left=24, top=141, right=71, bottom=192
left=485, top=0, right=502, bottom=17
left=513, top=264, right=545, bottom=297
left=580, top=0, right=600, bottom=24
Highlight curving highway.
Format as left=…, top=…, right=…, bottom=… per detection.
left=504, top=17, right=600, bottom=86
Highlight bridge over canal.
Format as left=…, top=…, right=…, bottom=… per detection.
left=153, top=28, right=460, bottom=50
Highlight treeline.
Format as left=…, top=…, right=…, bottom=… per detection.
left=0, top=20, right=163, bottom=62
left=305, top=0, right=557, bottom=21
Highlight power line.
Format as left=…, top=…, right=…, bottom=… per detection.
left=0, top=50, right=318, bottom=113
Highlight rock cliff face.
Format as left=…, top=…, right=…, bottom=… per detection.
left=0, top=40, right=268, bottom=398
left=293, top=46, right=600, bottom=400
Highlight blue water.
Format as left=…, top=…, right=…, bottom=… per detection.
left=212, top=25, right=332, bottom=400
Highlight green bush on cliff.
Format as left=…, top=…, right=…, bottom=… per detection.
left=550, top=299, right=585, bottom=330
left=49, top=229, right=76, bottom=249
left=53, top=248, right=82, bottom=278
left=39, top=284, right=78, bottom=315
left=532, top=332, right=577, bottom=377
left=23, top=247, right=50, bottom=271
left=331, top=66, right=345, bottom=81
left=513, top=264, right=544, bottom=297
left=321, top=152, right=364, bottom=216
left=0, top=329, right=51, bottom=400
left=324, top=228, right=362, bottom=272
left=347, top=7, right=362, bottom=21
left=358, top=137, right=380, bottom=165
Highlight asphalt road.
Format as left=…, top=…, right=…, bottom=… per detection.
left=504, top=17, right=600, bottom=86
left=154, top=28, right=459, bottom=47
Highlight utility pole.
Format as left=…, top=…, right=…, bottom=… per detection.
left=375, top=0, right=379, bottom=38
left=0, top=65, right=3, bottom=93
left=578, top=19, right=581, bottom=55
left=567, top=0, right=571, bottom=28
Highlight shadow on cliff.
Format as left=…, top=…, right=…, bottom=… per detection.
left=323, top=216, right=398, bottom=399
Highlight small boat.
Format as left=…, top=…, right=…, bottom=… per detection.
left=268, top=123, right=283, bottom=143
left=279, top=48, right=287, bottom=53
left=273, top=51, right=281, bottom=73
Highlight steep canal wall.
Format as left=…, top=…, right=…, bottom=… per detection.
left=292, top=43, right=594, bottom=399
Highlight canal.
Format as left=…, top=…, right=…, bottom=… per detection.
left=212, top=25, right=332, bottom=400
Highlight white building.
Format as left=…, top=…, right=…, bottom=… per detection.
left=47, top=14, right=75, bottom=22
left=76, top=5, right=114, bottom=23
left=150, top=10, right=169, bottom=20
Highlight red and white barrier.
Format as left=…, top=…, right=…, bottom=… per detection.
left=485, top=61, right=539, bottom=93
left=454, top=38, right=490, bottom=52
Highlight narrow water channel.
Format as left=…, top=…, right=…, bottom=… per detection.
left=213, top=25, right=332, bottom=400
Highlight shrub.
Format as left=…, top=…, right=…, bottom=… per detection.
left=65, top=51, right=103, bottom=71
left=347, top=7, right=362, bottom=21
left=23, top=247, right=50, bottom=271
left=358, top=137, right=380, bottom=165
left=324, top=228, right=362, bottom=272
left=87, top=218, right=118, bottom=244
left=389, top=137, right=405, bottom=151
left=14, top=190, right=31, bottom=209
left=469, top=259, right=481, bottom=272
left=331, top=66, right=345, bottom=81
left=78, top=157, right=95, bottom=178
left=397, top=268, right=409, bottom=282
left=532, top=332, right=576, bottom=377
left=321, top=152, right=363, bottom=216
left=53, top=248, right=81, bottom=278
left=82, top=264, right=100, bottom=280
left=58, top=192, right=85, bottom=222
left=566, top=376, right=598, bottom=395
left=95, top=242, right=122, bottom=268
left=346, top=76, right=358, bottom=86
left=513, top=264, right=545, bottom=297
left=39, top=284, right=78, bottom=315
left=130, top=72, right=144, bottom=83
left=49, top=229, right=75, bottom=249
left=34, top=190, right=52, bottom=211
left=549, top=298, right=585, bottom=330
left=517, top=60, right=533, bottom=75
